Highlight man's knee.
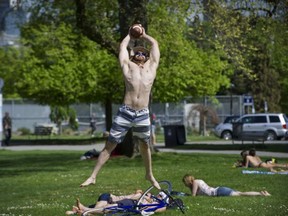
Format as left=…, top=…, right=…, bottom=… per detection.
left=103, top=142, right=117, bottom=154
left=139, top=140, right=149, bottom=150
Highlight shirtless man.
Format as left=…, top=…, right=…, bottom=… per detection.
left=245, top=149, right=288, bottom=172
left=80, top=25, right=160, bottom=189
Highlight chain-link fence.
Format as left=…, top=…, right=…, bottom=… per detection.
left=3, top=95, right=245, bottom=134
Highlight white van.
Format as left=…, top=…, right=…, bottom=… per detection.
left=236, top=113, right=288, bottom=141
left=214, top=113, right=288, bottom=141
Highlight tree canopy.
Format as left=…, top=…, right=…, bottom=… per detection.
left=1, top=0, right=288, bottom=115
left=18, top=23, right=121, bottom=106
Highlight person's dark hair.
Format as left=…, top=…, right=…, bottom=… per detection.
left=249, top=148, right=256, bottom=156
left=240, top=150, right=248, bottom=157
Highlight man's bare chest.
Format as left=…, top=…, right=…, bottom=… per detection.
left=126, top=68, right=155, bottom=83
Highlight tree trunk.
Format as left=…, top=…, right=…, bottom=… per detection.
left=118, top=0, right=148, bottom=39
left=105, top=99, right=113, bottom=131
left=203, top=115, right=207, bottom=136
left=199, top=112, right=205, bottom=136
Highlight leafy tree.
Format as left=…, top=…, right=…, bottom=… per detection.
left=269, top=5, right=288, bottom=113
left=16, top=22, right=120, bottom=131
left=49, top=106, right=76, bottom=134
left=235, top=0, right=288, bottom=113
left=3, top=0, right=288, bottom=118
left=147, top=1, right=231, bottom=101
left=17, top=0, right=230, bottom=131
left=189, top=0, right=288, bottom=113
left=0, top=47, right=23, bottom=98
left=246, top=17, right=280, bottom=112
left=273, top=27, right=288, bottom=113
left=18, top=23, right=120, bottom=106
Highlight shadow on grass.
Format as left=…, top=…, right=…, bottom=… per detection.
left=175, top=143, right=288, bottom=153
left=0, top=151, right=81, bottom=176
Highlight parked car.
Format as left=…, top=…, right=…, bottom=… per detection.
left=214, top=113, right=288, bottom=141
left=214, top=115, right=240, bottom=140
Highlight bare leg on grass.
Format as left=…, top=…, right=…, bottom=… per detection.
left=139, top=141, right=160, bottom=189
left=80, top=142, right=117, bottom=187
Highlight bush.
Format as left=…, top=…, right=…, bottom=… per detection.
left=17, top=127, right=31, bottom=135
left=62, top=128, right=75, bottom=135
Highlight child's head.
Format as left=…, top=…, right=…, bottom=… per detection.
left=182, top=174, right=195, bottom=187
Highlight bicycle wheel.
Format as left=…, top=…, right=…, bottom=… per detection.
left=136, top=180, right=172, bottom=211
left=165, top=195, right=185, bottom=214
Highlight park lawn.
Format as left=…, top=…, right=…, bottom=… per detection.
left=0, top=150, right=287, bottom=216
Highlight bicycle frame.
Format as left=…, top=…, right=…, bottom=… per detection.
left=82, top=180, right=185, bottom=216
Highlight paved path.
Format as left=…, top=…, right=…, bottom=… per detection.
left=1, top=142, right=288, bottom=158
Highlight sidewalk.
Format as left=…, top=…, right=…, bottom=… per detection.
left=1, top=142, right=288, bottom=158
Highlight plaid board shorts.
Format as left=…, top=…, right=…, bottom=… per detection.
left=107, top=105, right=151, bottom=144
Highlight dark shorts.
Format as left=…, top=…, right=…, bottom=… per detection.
left=98, top=193, right=112, bottom=203
left=116, top=199, right=136, bottom=207
left=216, top=187, right=235, bottom=196
left=87, top=193, right=112, bottom=208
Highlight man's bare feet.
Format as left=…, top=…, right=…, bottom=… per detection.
left=76, top=198, right=88, bottom=211
left=261, top=191, right=271, bottom=196
left=145, top=175, right=161, bottom=190
left=80, top=176, right=96, bottom=187
left=65, top=206, right=79, bottom=215
left=65, top=210, right=76, bottom=215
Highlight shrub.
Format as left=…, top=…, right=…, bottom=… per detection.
left=62, top=128, right=75, bottom=135
left=17, top=127, right=31, bottom=135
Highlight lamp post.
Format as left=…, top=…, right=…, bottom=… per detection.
left=230, top=83, right=234, bottom=115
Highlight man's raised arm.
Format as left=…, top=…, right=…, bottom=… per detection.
left=119, top=34, right=131, bottom=68
left=141, top=30, right=160, bottom=66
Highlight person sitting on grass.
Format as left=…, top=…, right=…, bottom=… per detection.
left=65, top=190, right=169, bottom=215
left=245, top=148, right=288, bottom=172
left=182, top=174, right=271, bottom=197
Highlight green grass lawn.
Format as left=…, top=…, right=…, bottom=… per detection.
left=0, top=150, right=287, bottom=216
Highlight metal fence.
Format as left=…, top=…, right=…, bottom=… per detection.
left=3, top=95, right=245, bottom=133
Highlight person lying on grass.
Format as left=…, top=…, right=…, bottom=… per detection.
left=182, top=174, right=271, bottom=197
left=65, top=189, right=169, bottom=215
left=245, top=148, right=288, bottom=172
